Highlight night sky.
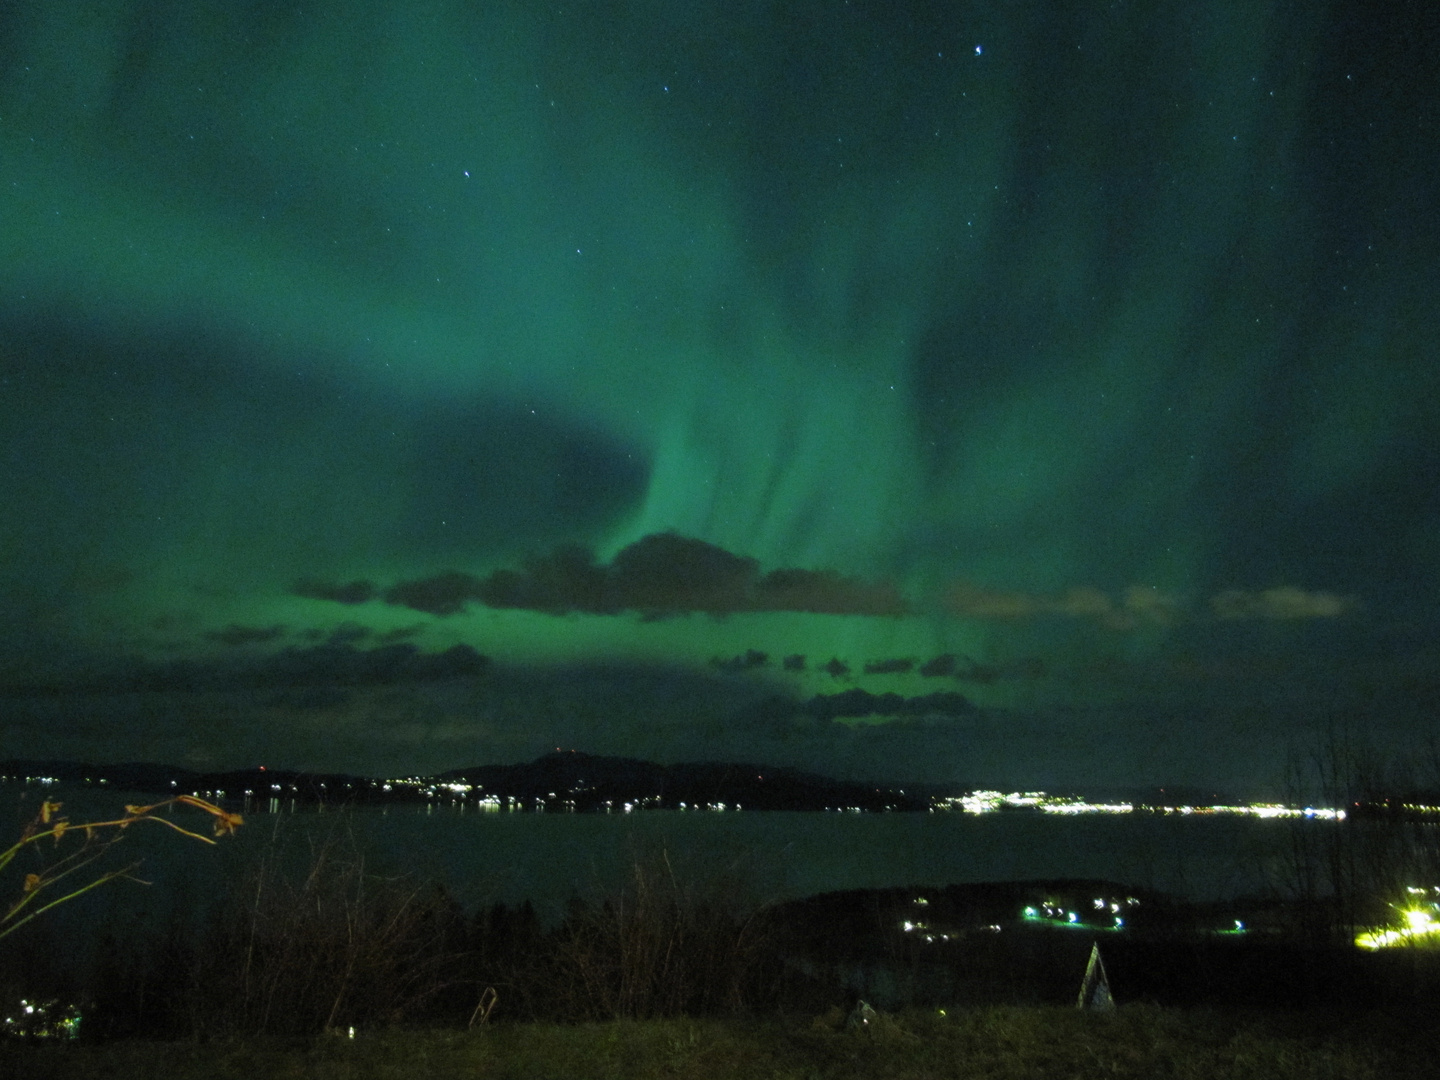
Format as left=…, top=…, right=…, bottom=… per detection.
left=2, top=1, right=1436, bottom=795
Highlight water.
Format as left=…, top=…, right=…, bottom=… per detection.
left=3, top=783, right=1314, bottom=928
left=345, top=805, right=1298, bottom=915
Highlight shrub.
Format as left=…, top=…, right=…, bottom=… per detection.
left=88, top=823, right=471, bottom=1039
left=532, top=843, right=779, bottom=1021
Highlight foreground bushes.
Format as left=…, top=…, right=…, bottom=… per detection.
left=61, top=831, right=779, bottom=1039
left=7, top=817, right=1440, bottom=1042
left=535, top=848, right=777, bottom=1022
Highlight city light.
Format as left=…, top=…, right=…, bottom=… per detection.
left=931, top=790, right=1347, bottom=818
left=0, top=768, right=1366, bottom=820
left=1355, top=911, right=1440, bottom=950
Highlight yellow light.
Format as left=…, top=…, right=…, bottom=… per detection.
left=1356, top=909, right=1440, bottom=949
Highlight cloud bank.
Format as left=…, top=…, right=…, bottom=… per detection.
left=296, top=533, right=1357, bottom=631
left=298, top=533, right=908, bottom=618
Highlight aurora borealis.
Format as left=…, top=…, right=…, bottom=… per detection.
left=2, top=1, right=1436, bottom=793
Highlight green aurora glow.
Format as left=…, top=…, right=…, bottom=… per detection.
left=1, top=1, right=1436, bottom=789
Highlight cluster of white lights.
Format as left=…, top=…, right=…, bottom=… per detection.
left=1023, top=895, right=1139, bottom=931
left=938, top=790, right=1047, bottom=813
left=932, top=789, right=1347, bottom=818
left=3, top=773, right=1366, bottom=820
left=1153, top=803, right=1345, bottom=820
left=897, top=896, right=1001, bottom=943
left=1041, top=801, right=1134, bottom=815
left=898, top=919, right=1000, bottom=943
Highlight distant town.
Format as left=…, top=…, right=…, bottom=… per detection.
left=0, top=750, right=1375, bottom=819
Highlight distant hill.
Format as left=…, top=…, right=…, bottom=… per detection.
left=0, top=754, right=1265, bottom=814
left=0, top=751, right=929, bottom=812
left=439, top=750, right=929, bottom=811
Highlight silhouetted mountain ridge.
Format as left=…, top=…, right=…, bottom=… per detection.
left=438, top=750, right=927, bottom=811
left=0, top=751, right=927, bottom=812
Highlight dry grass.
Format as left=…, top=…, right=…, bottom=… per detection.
left=6, top=1005, right=1440, bottom=1080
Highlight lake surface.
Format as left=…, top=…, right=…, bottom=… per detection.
left=5, top=784, right=1321, bottom=926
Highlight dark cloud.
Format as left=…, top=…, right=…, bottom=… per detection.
left=945, top=657, right=1047, bottom=684
left=325, top=622, right=373, bottom=645
left=294, top=578, right=377, bottom=605
left=322, top=537, right=1359, bottom=634
left=917, top=652, right=1046, bottom=683
left=736, top=687, right=977, bottom=730
left=479, top=545, right=612, bottom=614
left=919, top=654, right=957, bottom=677
left=753, top=568, right=909, bottom=616
left=610, top=533, right=759, bottom=614
left=202, top=624, right=287, bottom=647
left=863, top=658, right=914, bottom=675
left=373, top=533, right=908, bottom=618
left=382, top=572, right=488, bottom=617
left=703, top=648, right=1043, bottom=685
left=3, top=643, right=491, bottom=697
left=711, top=649, right=769, bottom=673
left=956, top=661, right=1000, bottom=686
left=802, top=688, right=975, bottom=722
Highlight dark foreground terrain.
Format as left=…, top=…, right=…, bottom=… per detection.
left=7, top=1005, right=1440, bottom=1080
left=7, top=860, right=1439, bottom=1079
left=773, top=880, right=1440, bottom=1011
